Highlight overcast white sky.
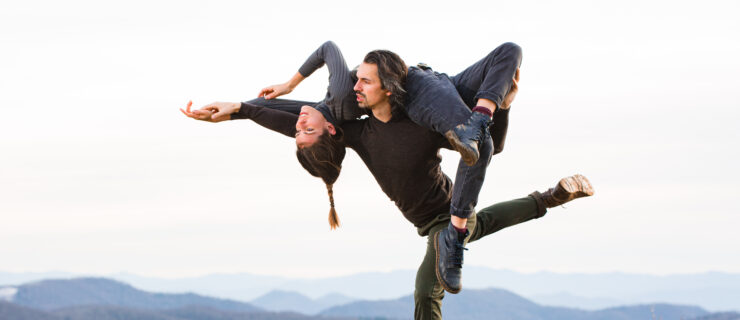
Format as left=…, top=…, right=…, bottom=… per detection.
left=1, top=0, right=739, bottom=279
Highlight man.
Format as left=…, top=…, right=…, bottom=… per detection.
left=182, top=45, right=594, bottom=320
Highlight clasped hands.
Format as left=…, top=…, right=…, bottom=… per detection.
left=180, top=101, right=240, bottom=123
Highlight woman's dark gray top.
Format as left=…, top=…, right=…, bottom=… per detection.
left=297, top=41, right=366, bottom=126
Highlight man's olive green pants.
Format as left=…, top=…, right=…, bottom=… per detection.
left=414, top=195, right=545, bottom=320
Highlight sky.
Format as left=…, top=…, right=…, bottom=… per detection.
left=0, top=0, right=739, bottom=279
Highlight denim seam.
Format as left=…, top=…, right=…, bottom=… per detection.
left=450, top=163, right=473, bottom=218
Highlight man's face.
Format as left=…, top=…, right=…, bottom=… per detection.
left=353, top=62, right=391, bottom=110
left=295, top=105, right=335, bottom=148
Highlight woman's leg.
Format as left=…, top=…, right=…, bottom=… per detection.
left=450, top=42, right=523, bottom=155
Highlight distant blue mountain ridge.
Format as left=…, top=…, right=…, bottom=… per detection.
left=5, top=277, right=261, bottom=312
left=2, top=267, right=739, bottom=312
left=1, top=278, right=738, bottom=320
left=251, top=290, right=356, bottom=315
left=320, top=288, right=714, bottom=320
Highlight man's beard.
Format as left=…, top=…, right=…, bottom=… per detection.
left=356, top=91, right=370, bottom=109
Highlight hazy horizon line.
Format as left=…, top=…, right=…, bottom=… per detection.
left=3, top=266, right=739, bottom=281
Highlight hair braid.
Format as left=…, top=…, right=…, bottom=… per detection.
left=327, top=184, right=339, bottom=230
left=296, top=129, right=346, bottom=230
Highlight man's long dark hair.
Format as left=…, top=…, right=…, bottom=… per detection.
left=363, top=50, right=407, bottom=113
left=295, top=128, right=346, bottom=230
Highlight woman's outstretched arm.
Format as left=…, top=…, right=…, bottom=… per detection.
left=181, top=101, right=299, bottom=138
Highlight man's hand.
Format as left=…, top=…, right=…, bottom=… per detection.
left=258, top=82, right=293, bottom=100
left=500, top=68, right=520, bottom=110
left=180, top=101, right=239, bottom=122
left=180, top=100, right=214, bottom=121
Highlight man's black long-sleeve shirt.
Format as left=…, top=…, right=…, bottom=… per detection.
left=233, top=103, right=453, bottom=228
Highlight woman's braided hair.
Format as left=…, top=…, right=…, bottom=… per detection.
left=295, top=128, right=346, bottom=229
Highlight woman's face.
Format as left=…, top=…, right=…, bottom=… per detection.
left=295, top=105, right=335, bottom=148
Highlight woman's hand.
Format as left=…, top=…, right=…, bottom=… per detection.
left=258, top=82, right=293, bottom=100
left=180, top=101, right=239, bottom=122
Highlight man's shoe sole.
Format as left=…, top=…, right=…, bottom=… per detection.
left=444, top=131, right=479, bottom=167
left=433, top=229, right=462, bottom=294
left=560, top=174, right=595, bottom=199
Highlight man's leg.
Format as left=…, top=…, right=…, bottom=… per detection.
left=425, top=174, right=593, bottom=316
left=423, top=197, right=536, bottom=319
left=469, top=174, right=594, bottom=243
left=415, top=221, right=446, bottom=320
left=436, top=172, right=592, bottom=294
left=468, top=195, right=543, bottom=243
left=416, top=214, right=477, bottom=320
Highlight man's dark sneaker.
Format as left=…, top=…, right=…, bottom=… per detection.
left=444, top=112, right=491, bottom=166
left=532, top=174, right=594, bottom=209
left=434, top=222, right=469, bottom=294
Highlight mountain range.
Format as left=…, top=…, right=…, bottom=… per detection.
left=0, top=278, right=351, bottom=320
left=2, top=277, right=740, bottom=320
left=3, top=268, right=739, bottom=312
left=320, top=288, right=713, bottom=320
left=251, top=290, right=355, bottom=315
